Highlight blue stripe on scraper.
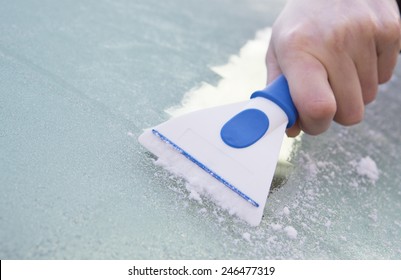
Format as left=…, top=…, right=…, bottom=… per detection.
left=152, top=129, right=259, bottom=207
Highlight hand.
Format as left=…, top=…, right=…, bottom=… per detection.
left=267, top=0, right=401, bottom=136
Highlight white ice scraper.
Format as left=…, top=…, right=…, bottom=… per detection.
left=138, top=75, right=298, bottom=226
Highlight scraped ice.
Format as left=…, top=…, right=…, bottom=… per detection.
left=185, top=182, right=203, bottom=203
left=284, top=226, right=298, bottom=239
left=242, top=232, right=251, bottom=242
left=354, top=156, right=380, bottom=183
left=283, top=206, right=290, bottom=216
left=271, top=223, right=283, bottom=231
left=140, top=130, right=263, bottom=226
left=199, top=208, right=207, bottom=214
left=368, top=209, right=378, bottom=223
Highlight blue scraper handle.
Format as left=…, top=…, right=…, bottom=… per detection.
left=250, top=75, right=298, bottom=128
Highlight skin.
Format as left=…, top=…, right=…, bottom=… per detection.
left=267, top=0, right=401, bottom=137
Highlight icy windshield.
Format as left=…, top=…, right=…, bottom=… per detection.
left=1, top=0, right=400, bottom=259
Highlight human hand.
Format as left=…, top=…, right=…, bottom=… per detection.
left=267, top=0, right=401, bottom=136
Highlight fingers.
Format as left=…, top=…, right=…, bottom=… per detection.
left=375, top=1, right=401, bottom=83
left=353, top=40, right=378, bottom=105
left=279, top=52, right=337, bottom=135
left=328, top=53, right=365, bottom=126
left=268, top=47, right=371, bottom=134
left=286, top=120, right=301, bottom=137
left=376, top=26, right=401, bottom=84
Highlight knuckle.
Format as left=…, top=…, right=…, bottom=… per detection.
left=302, top=98, right=337, bottom=122
left=326, top=25, right=348, bottom=53
left=380, top=20, right=401, bottom=42
left=374, top=6, right=401, bottom=40
left=326, top=16, right=377, bottom=53
left=277, top=24, right=319, bottom=54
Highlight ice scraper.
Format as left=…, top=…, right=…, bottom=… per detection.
left=138, top=75, right=297, bottom=226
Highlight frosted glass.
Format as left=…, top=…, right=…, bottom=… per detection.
left=1, top=0, right=400, bottom=259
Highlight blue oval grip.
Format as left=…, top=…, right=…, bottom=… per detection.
left=221, top=109, right=269, bottom=148
left=220, top=75, right=298, bottom=149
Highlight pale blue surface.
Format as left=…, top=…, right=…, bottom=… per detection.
left=1, top=0, right=401, bottom=259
